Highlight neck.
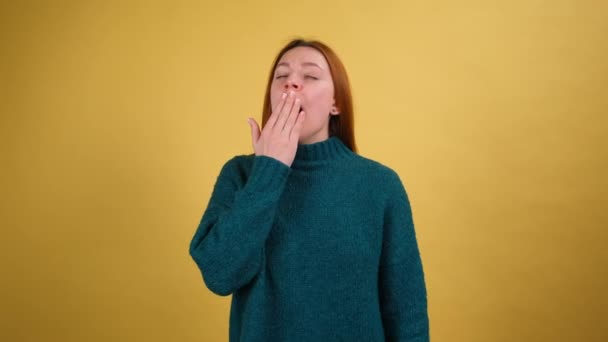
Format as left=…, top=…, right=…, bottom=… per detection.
left=292, top=135, right=354, bottom=168
left=298, top=130, right=329, bottom=145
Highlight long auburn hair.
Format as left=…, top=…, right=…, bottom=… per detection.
left=261, top=38, right=357, bottom=153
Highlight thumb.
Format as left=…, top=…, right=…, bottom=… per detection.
left=248, top=117, right=260, bottom=144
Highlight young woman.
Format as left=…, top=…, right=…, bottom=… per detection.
left=190, top=38, right=429, bottom=341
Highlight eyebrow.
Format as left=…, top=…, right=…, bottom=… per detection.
left=276, top=62, right=323, bottom=70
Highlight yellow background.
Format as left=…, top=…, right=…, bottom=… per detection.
left=2, top=0, right=607, bottom=341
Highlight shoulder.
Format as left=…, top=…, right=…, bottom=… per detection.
left=349, top=154, right=413, bottom=209
left=351, top=154, right=405, bottom=188
left=214, top=153, right=256, bottom=185
left=221, top=153, right=255, bottom=170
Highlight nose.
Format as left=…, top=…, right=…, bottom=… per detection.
left=284, top=79, right=301, bottom=91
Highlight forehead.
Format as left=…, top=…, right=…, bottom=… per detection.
left=276, top=46, right=329, bottom=69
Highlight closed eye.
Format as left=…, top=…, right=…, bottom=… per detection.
left=274, top=74, right=318, bottom=80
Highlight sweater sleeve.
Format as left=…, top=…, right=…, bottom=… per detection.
left=189, top=155, right=291, bottom=296
left=379, top=170, right=429, bottom=342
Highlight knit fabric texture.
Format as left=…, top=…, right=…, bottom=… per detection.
left=190, top=136, right=429, bottom=341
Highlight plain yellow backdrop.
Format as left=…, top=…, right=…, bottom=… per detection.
left=1, top=0, right=607, bottom=341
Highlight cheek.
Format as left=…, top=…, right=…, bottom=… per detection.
left=269, top=85, right=282, bottom=109
left=309, top=88, right=334, bottom=110
left=270, top=94, right=278, bottom=109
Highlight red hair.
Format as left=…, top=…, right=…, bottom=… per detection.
left=261, top=39, right=357, bottom=153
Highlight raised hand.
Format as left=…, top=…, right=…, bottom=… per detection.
left=248, top=91, right=306, bottom=167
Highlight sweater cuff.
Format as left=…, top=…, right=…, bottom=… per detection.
left=243, top=155, right=291, bottom=194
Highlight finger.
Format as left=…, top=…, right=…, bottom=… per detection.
left=282, top=96, right=299, bottom=132
left=282, top=97, right=301, bottom=134
left=276, top=93, right=297, bottom=132
left=248, top=117, right=260, bottom=145
left=289, top=110, right=305, bottom=140
left=266, top=92, right=288, bottom=129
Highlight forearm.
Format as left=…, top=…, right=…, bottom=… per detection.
left=190, top=155, right=290, bottom=295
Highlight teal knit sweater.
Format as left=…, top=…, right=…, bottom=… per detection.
left=190, top=136, right=429, bottom=341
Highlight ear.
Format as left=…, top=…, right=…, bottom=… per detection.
left=330, top=102, right=340, bottom=115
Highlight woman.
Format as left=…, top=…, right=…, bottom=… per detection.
left=189, top=38, right=429, bottom=341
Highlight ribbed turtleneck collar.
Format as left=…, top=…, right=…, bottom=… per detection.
left=292, top=136, right=354, bottom=167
